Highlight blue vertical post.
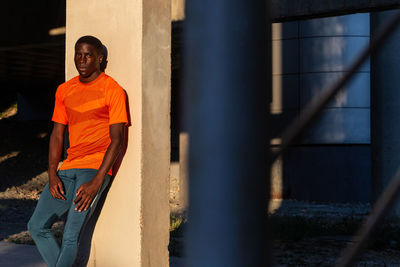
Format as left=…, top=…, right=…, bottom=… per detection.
left=371, top=10, right=400, bottom=215
left=184, top=0, right=271, bottom=266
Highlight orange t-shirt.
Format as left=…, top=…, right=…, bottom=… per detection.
left=52, top=72, right=128, bottom=175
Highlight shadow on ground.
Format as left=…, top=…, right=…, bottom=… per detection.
left=0, top=119, right=51, bottom=192
left=0, top=118, right=52, bottom=240
left=0, top=199, right=38, bottom=240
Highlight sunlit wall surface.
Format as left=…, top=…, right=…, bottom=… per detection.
left=271, top=13, right=371, bottom=202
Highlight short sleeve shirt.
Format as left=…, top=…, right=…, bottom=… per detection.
left=52, top=72, right=128, bottom=175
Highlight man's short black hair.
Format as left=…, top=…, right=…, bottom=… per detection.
left=75, top=35, right=103, bottom=55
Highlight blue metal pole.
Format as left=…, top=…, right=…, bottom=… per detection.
left=184, top=1, right=271, bottom=266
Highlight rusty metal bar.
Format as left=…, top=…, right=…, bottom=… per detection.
left=271, top=11, right=400, bottom=164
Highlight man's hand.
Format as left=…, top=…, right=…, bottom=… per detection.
left=49, top=174, right=66, bottom=200
left=73, top=180, right=101, bottom=212
left=72, top=123, right=124, bottom=212
left=72, top=123, right=125, bottom=212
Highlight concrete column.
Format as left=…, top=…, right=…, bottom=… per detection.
left=371, top=10, right=400, bottom=215
left=179, top=132, right=189, bottom=210
left=66, top=0, right=170, bottom=266
left=184, top=0, right=270, bottom=266
left=171, top=0, right=185, bottom=21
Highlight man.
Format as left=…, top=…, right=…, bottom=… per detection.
left=28, top=35, right=128, bottom=267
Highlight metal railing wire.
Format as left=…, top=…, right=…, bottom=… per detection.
left=268, top=11, right=400, bottom=267
left=336, top=166, right=400, bottom=266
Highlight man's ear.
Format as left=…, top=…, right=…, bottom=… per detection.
left=99, top=55, right=104, bottom=63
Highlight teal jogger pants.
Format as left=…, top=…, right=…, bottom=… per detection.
left=28, top=169, right=111, bottom=267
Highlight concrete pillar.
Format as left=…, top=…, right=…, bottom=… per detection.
left=66, top=0, right=170, bottom=266
left=184, top=0, right=270, bottom=266
left=371, top=10, right=400, bottom=215
left=179, top=132, right=189, bottom=210
left=171, top=0, right=185, bottom=21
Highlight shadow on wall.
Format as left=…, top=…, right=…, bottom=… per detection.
left=0, top=119, right=52, bottom=193
left=0, top=83, right=56, bottom=195
left=0, top=118, right=53, bottom=240
left=0, top=61, right=63, bottom=242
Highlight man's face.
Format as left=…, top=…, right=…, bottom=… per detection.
left=74, top=43, right=103, bottom=80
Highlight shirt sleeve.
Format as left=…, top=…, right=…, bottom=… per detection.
left=52, top=85, right=68, bottom=125
left=105, top=80, right=128, bottom=125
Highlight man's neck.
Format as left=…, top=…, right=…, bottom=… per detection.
left=79, top=71, right=102, bottom=83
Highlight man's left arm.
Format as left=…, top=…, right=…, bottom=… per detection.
left=74, top=123, right=125, bottom=212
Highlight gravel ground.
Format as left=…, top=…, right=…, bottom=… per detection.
left=268, top=199, right=400, bottom=265
left=0, top=119, right=52, bottom=242
left=169, top=200, right=400, bottom=265
left=272, top=237, right=400, bottom=266
left=269, top=199, right=370, bottom=218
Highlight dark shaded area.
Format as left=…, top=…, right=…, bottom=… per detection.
left=0, top=0, right=65, bottom=47
left=0, top=1, right=66, bottom=121
left=169, top=214, right=186, bottom=257
left=171, top=21, right=184, bottom=162
left=168, top=211, right=400, bottom=260
left=0, top=119, right=51, bottom=239
left=0, top=43, right=65, bottom=87
left=0, top=87, right=17, bottom=115
left=0, top=199, right=38, bottom=240
left=0, top=119, right=52, bottom=192
left=17, top=84, right=59, bottom=121
left=270, top=213, right=400, bottom=251
left=0, top=0, right=65, bottom=241
left=278, top=145, right=370, bottom=202
left=0, top=0, right=65, bottom=86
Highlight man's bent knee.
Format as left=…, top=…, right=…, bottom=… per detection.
left=27, top=218, right=39, bottom=238
left=27, top=215, right=53, bottom=238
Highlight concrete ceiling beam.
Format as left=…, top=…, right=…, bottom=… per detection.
left=271, top=0, right=400, bottom=22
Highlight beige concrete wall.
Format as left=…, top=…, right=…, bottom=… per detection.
left=141, top=0, right=171, bottom=265
left=171, top=0, right=185, bottom=21
left=178, top=133, right=189, bottom=210
left=66, top=0, right=170, bottom=266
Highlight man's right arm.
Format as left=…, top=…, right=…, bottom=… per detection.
left=48, top=122, right=66, bottom=200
